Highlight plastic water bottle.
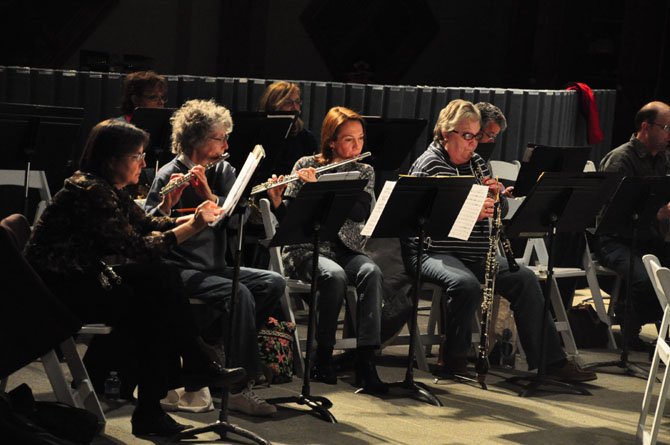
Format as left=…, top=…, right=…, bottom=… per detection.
left=104, top=371, right=121, bottom=400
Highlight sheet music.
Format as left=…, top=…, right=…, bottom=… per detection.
left=210, top=145, right=265, bottom=226
left=361, top=180, right=396, bottom=237
left=448, top=184, right=488, bottom=240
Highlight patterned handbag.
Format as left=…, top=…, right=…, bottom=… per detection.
left=257, top=317, right=295, bottom=384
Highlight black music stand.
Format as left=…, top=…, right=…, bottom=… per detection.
left=0, top=102, right=83, bottom=217
left=227, top=111, right=295, bottom=175
left=264, top=179, right=368, bottom=423
left=514, top=144, right=592, bottom=197
left=174, top=200, right=271, bottom=444
left=504, top=172, right=617, bottom=397
left=365, top=175, right=478, bottom=406
left=362, top=116, right=427, bottom=195
left=130, top=107, right=176, bottom=173
left=475, top=142, right=496, bottom=163
left=583, top=176, right=670, bottom=379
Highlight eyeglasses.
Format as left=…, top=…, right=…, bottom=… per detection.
left=142, top=94, right=167, bottom=103
left=210, top=134, right=229, bottom=144
left=128, top=152, right=146, bottom=162
left=651, top=122, right=670, bottom=133
left=451, top=130, right=483, bottom=141
left=479, top=131, right=498, bottom=142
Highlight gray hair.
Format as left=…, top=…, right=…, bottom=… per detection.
left=170, top=99, right=233, bottom=155
left=433, top=99, right=481, bottom=142
left=475, top=102, right=507, bottom=132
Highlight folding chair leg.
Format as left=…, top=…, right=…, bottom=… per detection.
left=59, top=338, right=106, bottom=426
left=41, top=349, right=77, bottom=407
left=279, top=290, right=304, bottom=378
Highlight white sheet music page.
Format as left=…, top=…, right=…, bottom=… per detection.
left=210, top=145, right=265, bottom=226
left=361, top=180, right=396, bottom=237
left=448, top=184, right=488, bottom=240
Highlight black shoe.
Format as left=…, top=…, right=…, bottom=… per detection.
left=354, top=348, right=389, bottom=394
left=312, top=345, right=337, bottom=384
left=131, top=409, right=193, bottom=437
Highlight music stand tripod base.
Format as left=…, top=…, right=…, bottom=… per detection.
left=172, top=421, right=272, bottom=444
left=266, top=394, right=336, bottom=423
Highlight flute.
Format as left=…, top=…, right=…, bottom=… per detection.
left=250, top=151, right=372, bottom=195
left=158, top=152, right=230, bottom=197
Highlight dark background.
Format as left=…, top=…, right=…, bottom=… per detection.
left=0, top=0, right=668, bottom=149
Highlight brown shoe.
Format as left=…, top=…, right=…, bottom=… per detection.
left=546, top=359, right=597, bottom=383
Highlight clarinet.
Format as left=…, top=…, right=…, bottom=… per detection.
left=473, top=161, right=520, bottom=273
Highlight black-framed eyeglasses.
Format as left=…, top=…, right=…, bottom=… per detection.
left=651, top=122, right=670, bottom=133
left=127, top=152, right=146, bottom=162
left=210, top=134, right=229, bottom=144
left=143, top=94, right=167, bottom=103
left=451, top=130, right=483, bottom=141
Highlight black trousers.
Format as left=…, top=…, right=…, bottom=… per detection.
left=41, top=262, right=197, bottom=406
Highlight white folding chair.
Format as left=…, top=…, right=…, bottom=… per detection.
left=259, top=198, right=358, bottom=377
left=637, top=261, right=670, bottom=444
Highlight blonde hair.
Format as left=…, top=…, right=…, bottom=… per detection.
left=259, top=81, right=304, bottom=134
left=170, top=99, right=232, bottom=155
left=319, top=106, right=365, bottom=164
left=433, top=99, right=481, bottom=142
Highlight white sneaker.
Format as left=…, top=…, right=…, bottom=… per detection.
left=228, top=381, right=277, bottom=417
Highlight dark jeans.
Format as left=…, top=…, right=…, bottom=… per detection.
left=295, top=248, right=383, bottom=349
left=41, top=262, right=195, bottom=406
left=178, top=266, right=285, bottom=381
left=597, top=236, right=668, bottom=329
left=403, top=252, right=565, bottom=370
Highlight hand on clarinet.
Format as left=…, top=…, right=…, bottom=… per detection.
left=478, top=197, right=496, bottom=221
left=482, top=177, right=504, bottom=196
left=266, top=174, right=286, bottom=209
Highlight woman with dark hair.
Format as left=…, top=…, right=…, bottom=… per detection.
left=25, top=119, right=245, bottom=437
left=268, top=106, right=388, bottom=394
left=119, top=70, right=168, bottom=122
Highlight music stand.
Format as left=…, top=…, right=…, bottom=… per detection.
left=362, top=116, right=427, bottom=195
left=173, top=199, right=271, bottom=444
left=264, top=179, right=368, bottom=423
left=130, top=107, right=176, bottom=173
left=227, top=111, right=295, bottom=175
left=514, top=144, right=592, bottom=197
left=475, top=142, right=496, bottom=163
left=0, top=102, right=84, bottom=216
left=504, top=172, right=618, bottom=397
left=583, top=176, right=670, bottom=379
left=364, top=175, right=478, bottom=406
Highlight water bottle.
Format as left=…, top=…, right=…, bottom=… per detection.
left=104, top=371, right=121, bottom=400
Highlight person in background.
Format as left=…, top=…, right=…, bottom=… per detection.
left=24, top=119, right=245, bottom=437
left=598, top=101, right=670, bottom=350
left=145, top=99, right=285, bottom=417
left=119, top=70, right=168, bottom=123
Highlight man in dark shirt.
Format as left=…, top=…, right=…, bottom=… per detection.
left=598, top=101, right=670, bottom=348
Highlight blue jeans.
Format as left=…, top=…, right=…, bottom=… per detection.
left=178, top=266, right=285, bottom=382
left=403, top=252, right=565, bottom=370
left=295, top=248, right=383, bottom=348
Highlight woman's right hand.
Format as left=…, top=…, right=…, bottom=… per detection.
left=192, top=200, right=223, bottom=229
left=159, top=173, right=189, bottom=213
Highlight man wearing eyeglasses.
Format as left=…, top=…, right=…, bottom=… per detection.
left=598, top=101, right=670, bottom=350
left=401, top=99, right=596, bottom=383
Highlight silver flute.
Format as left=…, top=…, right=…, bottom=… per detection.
left=250, top=151, right=372, bottom=195
left=158, top=152, right=230, bottom=197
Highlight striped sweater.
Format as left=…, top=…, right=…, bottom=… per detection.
left=405, top=141, right=508, bottom=262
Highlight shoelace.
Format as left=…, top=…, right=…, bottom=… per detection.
left=241, top=381, right=268, bottom=404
